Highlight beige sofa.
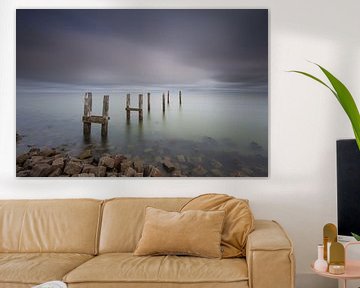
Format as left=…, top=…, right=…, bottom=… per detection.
left=0, top=198, right=295, bottom=288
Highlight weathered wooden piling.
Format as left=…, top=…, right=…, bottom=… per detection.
left=101, top=95, right=109, bottom=136
left=139, top=94, right=143, bottom=121
left=167, top=90, right=170, bottom=104
left=147, top=92, right=150, bottom=111
left=125, top=93, right=143, bottom=121
left=179, top=90, right=182, bottom=106
left=82, top=93, right=110, bottom=137
left=162, top=93, right=165, bottom=112
left=83, top=92, right=92, bottom=135
left=126, top=93, right=131, bottom=120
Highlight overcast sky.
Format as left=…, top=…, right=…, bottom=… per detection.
left=16, top=9, right=268, bottom=89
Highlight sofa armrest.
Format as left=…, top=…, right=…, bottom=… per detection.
left=246, top=220, right=295, bottom=288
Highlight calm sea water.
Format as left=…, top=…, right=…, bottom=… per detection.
left=16, top=84, right=268, bottom=176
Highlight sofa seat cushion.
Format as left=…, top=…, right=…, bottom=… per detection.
left=64, top=253, right=248, bottom=285
left=0, top=253, right=93, bottom=285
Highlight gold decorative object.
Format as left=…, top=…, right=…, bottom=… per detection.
left=329, top=242, right=345, bottom=275
left=323, top=223, right=337, bottom=261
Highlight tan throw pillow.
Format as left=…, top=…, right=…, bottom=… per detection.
left=181, top=193, right=254, bottom=258
left=134, top=207, right=225, bottom=258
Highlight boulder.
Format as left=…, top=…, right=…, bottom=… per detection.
left=145, top=165, right=162, bottom=177
left=48, top=168, right=62, bottom=177
left=120, top=160, right=132, bottom=173
left=16, top=153, right=30, bottom=165
left=171, top=170, right=182, bottom=177
left=124, top=167, right=136, bottom=177
left=96, top=166, right=107, bottom=177
left=114, top=154, right=127, bottom=170
left=82, top=164, right=97, bottom=174
left=30, top=163, right=52, bottom=177
left=52, top=157, right=64, bottom=170
left=106, top=172, right=118, bottom=177
left=17, top=170, right=31, bottom=177
left=191, top=165, right=207, bottom=177
left=99, top=156, right=115, bottom=169
left=162, top=158, right=176, bottom=172
left=78, top=173, right=96, bottom=177
left=40, top=148, right=57, bottom=157
left=31, top=156, right=45, bottom=165
left=133, top=160, right=144, bottom=173
left=64, top=161, right=83, bottom=175
left=211, top=169, right=223, bottom=177
left=79, top=149, right=92, bottom=160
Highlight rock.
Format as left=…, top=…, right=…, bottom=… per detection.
left=17, top=170, right=31, bottom=177
left=96, top=166, right=107, bottom=177
left=210, top=159, right=223, bottom=169
left=52, top=157, right=64, bottom=170
left=124, top=167, right=136, bottom=177
left=40, top=148, right=57, bottom=157
left=106, top=172, right=118, bottom=177
left=48, top=168, right=62, bottom=177
left=99, top=156, right=115, bottom=169
left=171, top=170, right=182, bottom=177
left=162, top=158, right=176, bottom=172
left=120, top=160, right=132, bottom=173
left=37, top=158, right=54, bottom=165
left=30, top=163, right=52, bottom=177
left=29, top=148, right=40, bottom=156
left=176, top=155, right=186, bottom=163
left=146, top=165, right=162, bottom=177
left=114, top=154, right=127, bottom=170
left=79, top=149, right=92, bottom=160
left=135, top=172, right=144, bottom=177
left=192, top=165, right=207, bottom=176
left=82, top=164, right=97, bottom=174
left=133, top=160, right=144, bottom=173
left=16, top=153, right=30, bottom=165
left=22, top=159, right=33, bottom=169
left=31, top=156, right=45, bottom=165
left=78, top=173, right=96, bottom=177
left=16, top=165, right=23, bottom=173
left=211, top=169, right=223, bottom=177
left=241, top=167, right=254, bottom=176
left=64, top=161, right=83, bottom=175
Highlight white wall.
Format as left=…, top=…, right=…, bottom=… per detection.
left=1, top=1, right=359, bottom=287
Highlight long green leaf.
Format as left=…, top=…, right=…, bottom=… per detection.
left=316, top=64, right=360, bottom=150
left=351, top=232, right=360, bottom=241
left=288, top=70, right=337, bottom=99
left=289, top=64, right=360, bottom=150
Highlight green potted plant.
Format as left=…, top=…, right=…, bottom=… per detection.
left=290, top=62, right=360, bottom=150
left=290, top=63, right=360, bottom=241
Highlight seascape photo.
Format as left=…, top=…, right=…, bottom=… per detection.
left=16, top=9, right=268, bottom=177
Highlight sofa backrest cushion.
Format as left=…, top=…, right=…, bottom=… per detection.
left=99, top=198, right=189, bottom=253
left=0, top=199, right=102, bottom=254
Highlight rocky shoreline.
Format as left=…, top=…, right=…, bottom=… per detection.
left=16, top=147, right=164, bottom=177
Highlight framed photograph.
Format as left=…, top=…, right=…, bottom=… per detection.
left=16, top=9, right=268, bottom=177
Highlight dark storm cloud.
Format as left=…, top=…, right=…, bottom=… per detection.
left=16, top=9, right=268, bottom=88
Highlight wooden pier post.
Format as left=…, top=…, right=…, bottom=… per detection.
left=83, top=92, right=92, bottom=135
left=179, top=90, right=182, bottom=106
left=139, top=94, right=143, bottom=121
left=101, top=95, right=109, bottom=137
left=126, top=93, right=131, bottom=120
left=147, top=92, right=150, bottom=111
left=167, top=90, right=170, bottom=104
left=162, top=93, right=165, bottom=113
